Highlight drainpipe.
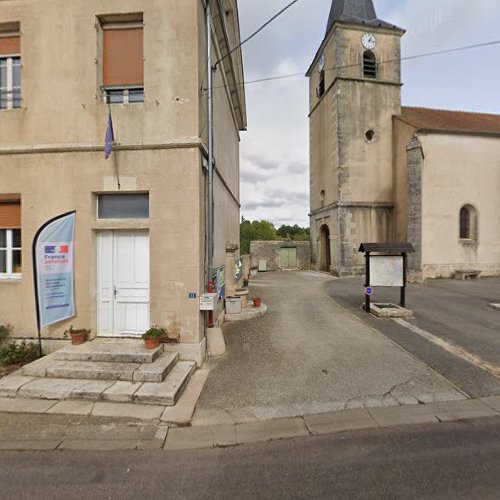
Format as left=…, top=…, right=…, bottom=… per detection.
left=206, top=0, right=215, bottom=327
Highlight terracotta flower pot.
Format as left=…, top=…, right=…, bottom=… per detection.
left=253, top=297, right=262, bottom=308
left=70, top=332, right=86, bottom=345
left=144, top=338, right=161, bottom=350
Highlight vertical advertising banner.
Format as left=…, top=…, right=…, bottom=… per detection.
left=33, top=211, right=76, bottom=330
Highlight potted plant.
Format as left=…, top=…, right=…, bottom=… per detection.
left=142, top=326, right=166, bottom=349
left=65, top=325, right=90, bottom=345
left=253, top=297, right=262, bottom=308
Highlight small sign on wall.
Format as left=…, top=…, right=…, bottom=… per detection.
left=199, top=293, right=218, bottom=311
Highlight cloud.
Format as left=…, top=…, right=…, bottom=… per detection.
left=241, top=170, right=270, bottom=184
left=244, top=199, right=284, bottom=211
left=286, top=162, right=307, bottom=174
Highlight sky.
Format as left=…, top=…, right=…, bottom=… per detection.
left=236, top=0, right=500, bottom=227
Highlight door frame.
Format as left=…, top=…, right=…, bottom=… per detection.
left=280, top=247, right=297, bottom=269
left=96, top=229, right=150, bottom=337
left=319, top=225, right=331, bottom=272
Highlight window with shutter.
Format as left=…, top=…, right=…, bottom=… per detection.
left=0, top=25, right=21, bottom=110
left=0, top=195, right=22, bottom=277
left=101, top=17, right=144, bottom=104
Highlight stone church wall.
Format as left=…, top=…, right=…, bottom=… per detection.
left=419, top=133, right=500, bottom=278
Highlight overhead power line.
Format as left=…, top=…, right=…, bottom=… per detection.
left=206, top=38, right=500, bottom=92
left=214, top=0, right=304, bottom=68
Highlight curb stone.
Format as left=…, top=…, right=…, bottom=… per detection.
left=0, top=397, right=499, bottom=451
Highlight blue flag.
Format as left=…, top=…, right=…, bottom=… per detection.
left=105, top=110, right=114, bottom=159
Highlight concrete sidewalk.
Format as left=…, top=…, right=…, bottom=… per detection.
left=0, top=396, right=498, bottom=451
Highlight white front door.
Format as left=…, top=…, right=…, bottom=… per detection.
left=97, top=231, right=150, bottom=336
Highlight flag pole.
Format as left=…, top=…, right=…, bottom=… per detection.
left=107, top=104, right=121, bottom=189
left=113, top=147, right=121, bottom=190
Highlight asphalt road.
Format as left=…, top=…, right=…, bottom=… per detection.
left=0, top=417, right=499, bottom=499
left=196, top=272, right=462, bottom=423
left=324, top=276, right=500, bottom=398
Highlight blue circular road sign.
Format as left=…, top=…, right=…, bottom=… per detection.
left=365, top=287, right=374, bottom=296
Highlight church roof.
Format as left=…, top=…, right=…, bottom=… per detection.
left=399, top=107, right=500, bottom=135
left=326, top=0, right=398, bottom=34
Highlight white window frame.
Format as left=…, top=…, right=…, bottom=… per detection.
left=0, top=55, right=21, bottom=110
left=102, top=85, right=144, bottom=105
left=0, top=229, right=22, bottom=279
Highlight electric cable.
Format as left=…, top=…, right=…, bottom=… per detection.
left=213, top=0, right=305, bottom=68
left=205, top=38, right=500, bottom=93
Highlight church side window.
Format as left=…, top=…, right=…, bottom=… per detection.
left=459, top=205, right=478, bottom=241
left=363, top=50, right=377, bottom=79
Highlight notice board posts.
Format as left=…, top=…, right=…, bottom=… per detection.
left=358, top=243, right=415, bottom=314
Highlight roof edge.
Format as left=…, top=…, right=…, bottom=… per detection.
left=396, top=106, right=500, bottom=137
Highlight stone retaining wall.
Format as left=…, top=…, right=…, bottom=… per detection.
left=250, top=241, right=311, bottom=272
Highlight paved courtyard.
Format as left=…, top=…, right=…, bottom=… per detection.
left=194, top=272, right=465, bottom=424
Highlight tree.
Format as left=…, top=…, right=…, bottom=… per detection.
left=276, top=224, right=310, bottom=241
left=240, top=219, right=278, bottom=254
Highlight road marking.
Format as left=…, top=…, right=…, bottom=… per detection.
left=393, top=318, right=500, bottom=379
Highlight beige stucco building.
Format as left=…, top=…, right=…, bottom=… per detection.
left=308, top=0, right=500, bottom=279
left=0, top=0, right=246, bottom=363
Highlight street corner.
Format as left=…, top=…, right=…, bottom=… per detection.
left=223, top=303, right=268, bottom=323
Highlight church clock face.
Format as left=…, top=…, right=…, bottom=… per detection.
left=362, top=33, right=376, bottom=50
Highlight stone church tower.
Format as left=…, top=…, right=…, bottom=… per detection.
left=307, top=0, right=405, bottom=275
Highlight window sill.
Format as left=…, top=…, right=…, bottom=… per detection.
left=459, top=239, right=478, bottom=246
left=103, top=102, right=145, bottom=106
left=0, top=275, right=22, bottom=282
left=92, top=219, right=149, bottom=231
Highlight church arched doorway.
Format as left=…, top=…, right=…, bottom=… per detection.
left=319, top=225, right=331, bottom=272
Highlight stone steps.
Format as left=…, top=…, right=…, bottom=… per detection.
left=46, top=360, right=139, bottom=382
left=135, top=361, right=196, bottom=406
left=44, top=352, right=178, bottom=383
left=54, top=339, right=162, bottom=364
left=6, top=339, right=200, bottom=407
left=2, top=360, right=196, bottom=406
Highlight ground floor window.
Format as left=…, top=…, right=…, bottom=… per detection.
left=0, top=229, right=21, bottom=276
left=0, top=195, right=21, bottom=277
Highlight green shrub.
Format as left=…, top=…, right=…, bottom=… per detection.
left=0, top=341, right=39, bottom=366
left=0, top=324, right=13, bottom=344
